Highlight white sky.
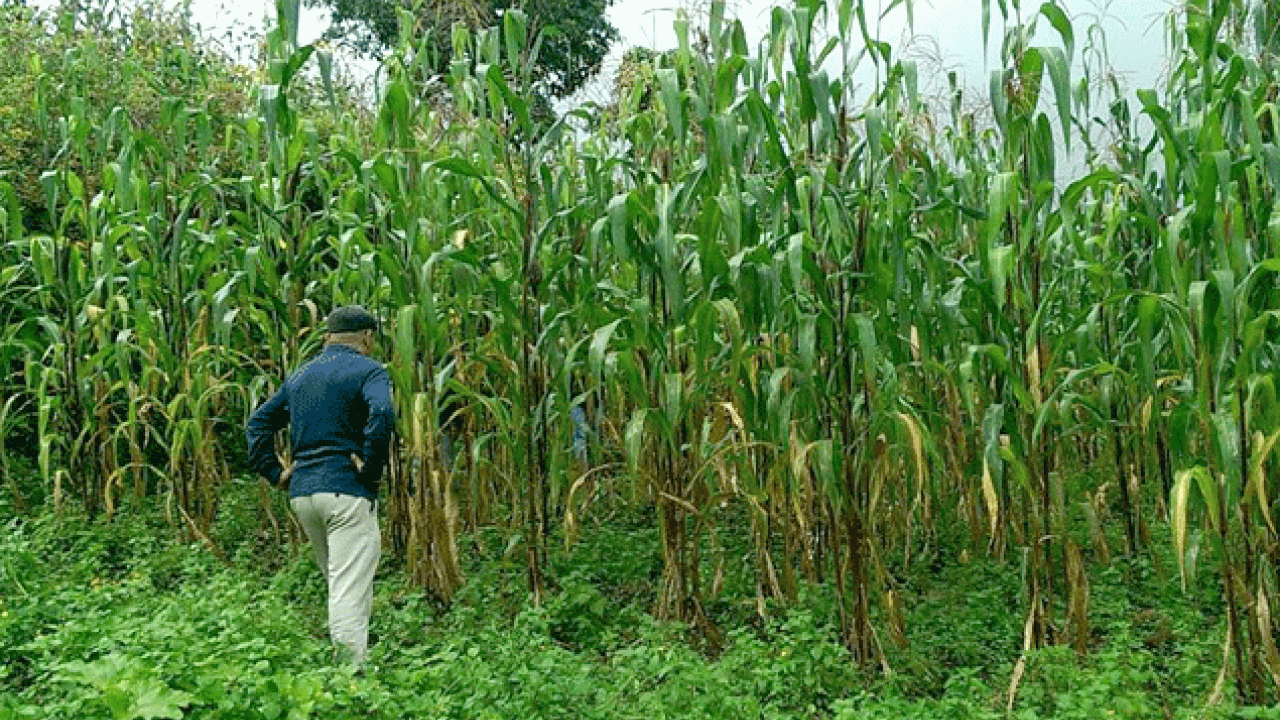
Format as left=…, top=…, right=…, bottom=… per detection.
left=28, top=0, right=1176, bottom=108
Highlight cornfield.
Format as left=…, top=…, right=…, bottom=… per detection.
left=3, top=0, right=1280, bottom=706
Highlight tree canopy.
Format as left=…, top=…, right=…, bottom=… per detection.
left=307, top=0, right=618, bottom=99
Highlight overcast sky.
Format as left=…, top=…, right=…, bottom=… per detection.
left=592, top=0, right=1175, bottom=108
left=29, top=0, right=1177, bottom=108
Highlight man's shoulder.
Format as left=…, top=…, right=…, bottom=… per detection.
left=285, top=353, right=328, bottom=382
left=358, top=358, right=391, bottom=384
left=345, top=352, right=386, bottom=372
left=289, top=346, right=387, bottom=382
left=331, top=349, right=389, bottom=383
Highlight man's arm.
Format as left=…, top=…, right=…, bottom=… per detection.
left=246, top=386, right=289, bottom=486
left=359, top=366, right=396, bottom=486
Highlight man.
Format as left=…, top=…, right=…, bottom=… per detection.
left=246, top=305, right=396, bottom=666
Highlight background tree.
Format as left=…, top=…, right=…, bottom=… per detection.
left=308, top=0, right=618, bottom=99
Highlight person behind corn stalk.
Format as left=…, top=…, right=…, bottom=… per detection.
left=246, top=305, right=395, bottom=666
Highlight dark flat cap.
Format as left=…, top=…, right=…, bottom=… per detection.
left=326, top=305, right=378, bottom=333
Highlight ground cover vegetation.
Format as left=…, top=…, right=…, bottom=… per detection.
left=2, top=0, right=1280, bottom=715
left=0, top=493, right=1247, bottom=718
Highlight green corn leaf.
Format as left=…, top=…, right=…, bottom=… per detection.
left=503, top=9, right=528, bottom=73
left=1212, top=409, right=1242, bottom=495
left=624, top=408, right=654, bottom=472
left=1042, top=47, right=1071, bottom=152
left=434, top=157, right=519, bottom=217
left=485, top=63, right=531, bottom=134
left=1062, top=167, right=1118, bottom=209
left=1019, top=48, right=1044, bottom=111
left=1188, top=280, right=1221, bottom=361
left=981, top=402, right=1005, bottom=488
left=589, top=319, right=625, bottom=379
left=989, top=244, right=1013, bottom=311
left=276, top=0, right=300, bottom=49
left=1039, top=1, right=1074, bottom=59
left=657, top=69, right=685, bottom=143
left=981, top=0, right=992, bottom=58
left=280, top=45, right=314, bottom=91
left=714, top=56, right=745, bottom=111
left=986, top=172, right=1017, bottom=251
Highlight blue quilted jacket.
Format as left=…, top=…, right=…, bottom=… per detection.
left=246, top=344, right=395, bottom=500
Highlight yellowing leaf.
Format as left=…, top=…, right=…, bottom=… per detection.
left=982, top=457, right=1000, bottom=539
left=897, top=411, right=927, bottom=515
left=1172, top=469, right=1194, bottom=592
left=1256, top=587, right=1280, bottom=688
left=1248, top=430, right=1280, bottom=536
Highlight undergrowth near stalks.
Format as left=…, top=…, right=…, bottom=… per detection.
left=0, top=482, right=1272, bottom=720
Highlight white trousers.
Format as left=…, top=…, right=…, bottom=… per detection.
left=290, top=493, right=380, bottom=665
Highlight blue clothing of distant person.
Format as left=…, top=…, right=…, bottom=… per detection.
left=570, top=404, right=589, bottom=464
left=246, top=305, right=395, bottom=667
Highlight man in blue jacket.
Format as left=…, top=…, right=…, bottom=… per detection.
left=247, top=305, right=396, bottom=666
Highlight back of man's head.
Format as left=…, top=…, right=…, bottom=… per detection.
left=325, top=306, right=378, bottom=352
left=327, top=306, right=377, bottom=334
